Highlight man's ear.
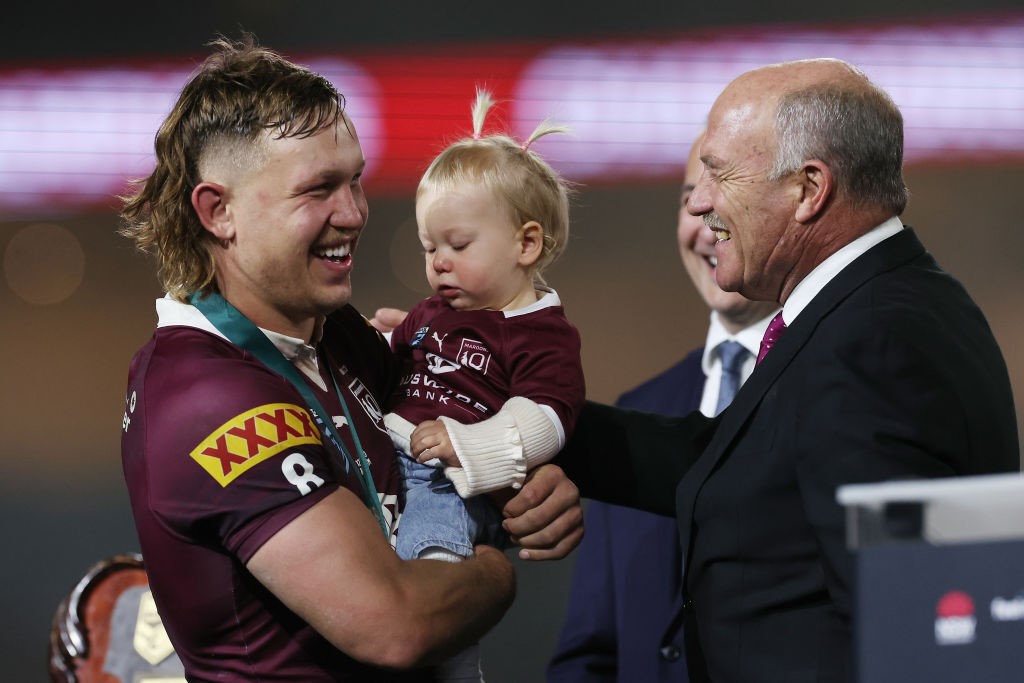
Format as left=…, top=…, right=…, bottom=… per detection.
left=794, top=160, right=832, bottom=223
left=517, top=221, right=544, bottom=267
left=191, top=182, right=234, bottom=241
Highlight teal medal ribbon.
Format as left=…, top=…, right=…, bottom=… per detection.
left=189, top=291, right=388, bottom=538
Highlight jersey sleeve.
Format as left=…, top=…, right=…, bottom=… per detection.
left=137, top=332, right=341, bottom=564
left=505, top=310, right=586, bottom=437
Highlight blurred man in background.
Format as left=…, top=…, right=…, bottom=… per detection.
left=547, top=132, right=778, bottom=682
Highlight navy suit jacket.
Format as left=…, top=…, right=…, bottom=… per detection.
left=557, top=229, right=1019, bottom=682
left=548, top=350, right=704, bottom=682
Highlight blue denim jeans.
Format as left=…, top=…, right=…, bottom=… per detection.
left=396, top=453, right=507, bottom=560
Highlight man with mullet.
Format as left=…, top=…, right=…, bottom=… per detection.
left=119, top=36, right=582, bottom=682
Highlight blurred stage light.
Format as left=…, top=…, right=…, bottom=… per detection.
left=514, top=19, right=1024, bottom=178
left=3, top=222, right=85, bottom=304
left=0, top=14, right=1020, bottom=211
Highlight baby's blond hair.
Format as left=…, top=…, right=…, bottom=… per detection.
left=417, top=89, right=573, bottom=282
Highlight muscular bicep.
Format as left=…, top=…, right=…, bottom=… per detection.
left=248, top=486, right=515, bottom=669
left=247, top=487, right=408, bottom=664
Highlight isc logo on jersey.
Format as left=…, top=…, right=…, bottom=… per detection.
left=190, top=403, right=321, bottom=486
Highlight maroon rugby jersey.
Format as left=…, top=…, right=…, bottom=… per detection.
left=390, top=292, right=585, bottom=435
left=121, top=304, right=427, bottom=682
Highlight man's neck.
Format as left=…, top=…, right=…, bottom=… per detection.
left=216, top=287, right=318, bottom=344
left=781, top=216, right=903, bottom=320
left=716, top=304, right=780, bottom=336
left=778, top=207, right=893, bottom=305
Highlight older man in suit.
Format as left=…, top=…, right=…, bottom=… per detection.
left=556, top=58, right=1019, bottom=682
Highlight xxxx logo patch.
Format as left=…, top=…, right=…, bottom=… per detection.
left=190, top=403, right=321, bottom=487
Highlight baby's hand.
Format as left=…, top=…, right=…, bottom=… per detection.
left=410, top=420, right=460, bottom=467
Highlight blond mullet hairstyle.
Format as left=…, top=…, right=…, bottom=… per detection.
left=418, top=88, right=574, bottom=283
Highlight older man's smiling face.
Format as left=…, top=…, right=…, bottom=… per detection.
left=686, top=84, right=803, bottom=304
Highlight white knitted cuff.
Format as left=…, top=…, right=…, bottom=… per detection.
left=502, top=396, right=562, bottom=469
left=439, top=397, right=564, bottom=498
left=383, top=412, right=416, bottom=457
left=439, top=409, right=527, bottom=498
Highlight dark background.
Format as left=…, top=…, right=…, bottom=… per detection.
left=9, top=0, right=1022, bottom=62
left=2, top=2, right=1022, bottom=681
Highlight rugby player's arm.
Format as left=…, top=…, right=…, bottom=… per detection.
left=246, top=487, right=515, bottom=669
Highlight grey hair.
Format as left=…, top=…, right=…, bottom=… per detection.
left=768, top=75, right=908, bottom=215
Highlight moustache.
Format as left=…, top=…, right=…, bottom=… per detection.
left=703, top=212, right=726, bottom=230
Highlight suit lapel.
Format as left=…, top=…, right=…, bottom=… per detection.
left=675, top=228, right=928, bottom=582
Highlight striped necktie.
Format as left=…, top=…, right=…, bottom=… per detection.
left=715, top=340, right=749, bottom=416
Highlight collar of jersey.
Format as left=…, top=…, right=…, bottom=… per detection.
left=156, top=294, right=325, bottom=388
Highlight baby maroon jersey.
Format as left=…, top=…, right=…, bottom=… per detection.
left=121, top=304, right=426, bottom=682
left=390, top=292, right=585, bottom=434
